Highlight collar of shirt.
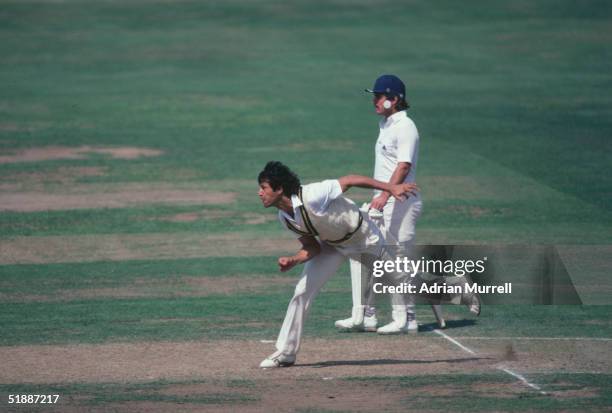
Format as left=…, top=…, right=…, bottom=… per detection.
left=279, top=193, right=303, bottom=223
left=291, top=193, right=302, bottom=210
left=380, top=110, right=406, bottom=128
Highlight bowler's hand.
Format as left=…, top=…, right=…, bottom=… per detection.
left=370, top=193, right=390, bottom=211
left=390, top=183, right=419, bottom=201
left=278, top=256, right=298, bottom=272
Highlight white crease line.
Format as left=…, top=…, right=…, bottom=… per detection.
left=499, top=366, right=545, bottom=394
left=433, top=329, right=476, bottom=355
left=433, top=329, right=547, bottom=395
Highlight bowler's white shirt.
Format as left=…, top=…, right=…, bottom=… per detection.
left=373, top=110, right=419, bottom=196
left=278, top=180, right=343, bottom=233
left=277, top=179, right=382, bottom=255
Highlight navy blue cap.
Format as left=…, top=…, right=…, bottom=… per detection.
left=365, top=74, right=406, bottom=99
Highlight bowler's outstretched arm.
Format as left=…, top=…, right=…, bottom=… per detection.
left=337, top=175, right=418, bottom=200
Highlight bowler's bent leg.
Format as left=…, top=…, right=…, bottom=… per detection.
left=275, top=244, right=345, bottom=357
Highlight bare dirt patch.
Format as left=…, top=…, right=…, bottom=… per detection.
left=254, top=377, right=407, bottom=413
left=0, top=145, right=163, bottom=164
left=151, top=210, right=276, bottom=225
left=549, top=387, right=600, bottom=399
left=0, top=337, right=495, bottom=384
left=0, top=189, right=236, bottom=212
left=1, top=166, right=107, bottom=189
left=470, top=382, right=525, bottom=398
left=0, top=178, right=238, bottom=211
left=1, top=337, right=601, bottom=412
left=0, top=232, right=299, bottom=264
left=466, top=339, right=612, bottom=374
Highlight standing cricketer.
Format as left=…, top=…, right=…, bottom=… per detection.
left=335, top=74, right=424, bottom=334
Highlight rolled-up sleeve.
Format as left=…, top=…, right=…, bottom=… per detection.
left=304, top=180, right=343, bottom=215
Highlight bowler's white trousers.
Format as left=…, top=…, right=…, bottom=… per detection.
left=275, top=241, right=383, bottom=357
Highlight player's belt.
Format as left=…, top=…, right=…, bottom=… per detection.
left=283, top=187, right=364, bottom=244
left=325, top=213, right=363, bottom=245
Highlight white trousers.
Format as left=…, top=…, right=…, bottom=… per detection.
left=275, top=242, right=381, bottom=356
left=384, top=194, right=422, bottom=245
left=352, top=194, right=423, bottom=310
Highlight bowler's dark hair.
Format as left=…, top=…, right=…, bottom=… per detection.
left=258, top=161, right=301, bottom=196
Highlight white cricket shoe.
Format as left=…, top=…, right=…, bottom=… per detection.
left=377, top=310, right=417, bottom=335
left=334, top=315, right=378, bottom=332
left=377, top=320, right=410, bottom=335
left=259, top=351, right=296, bottom=368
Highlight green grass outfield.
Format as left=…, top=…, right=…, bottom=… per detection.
left=1, top=0, right=611, bottom=411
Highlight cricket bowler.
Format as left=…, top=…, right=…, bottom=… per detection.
left=256, top=161, right=479, bottom=368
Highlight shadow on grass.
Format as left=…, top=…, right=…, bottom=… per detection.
left=298, top=356, right=489, bottom=368
left=419, top=319, right=477, bottom=332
